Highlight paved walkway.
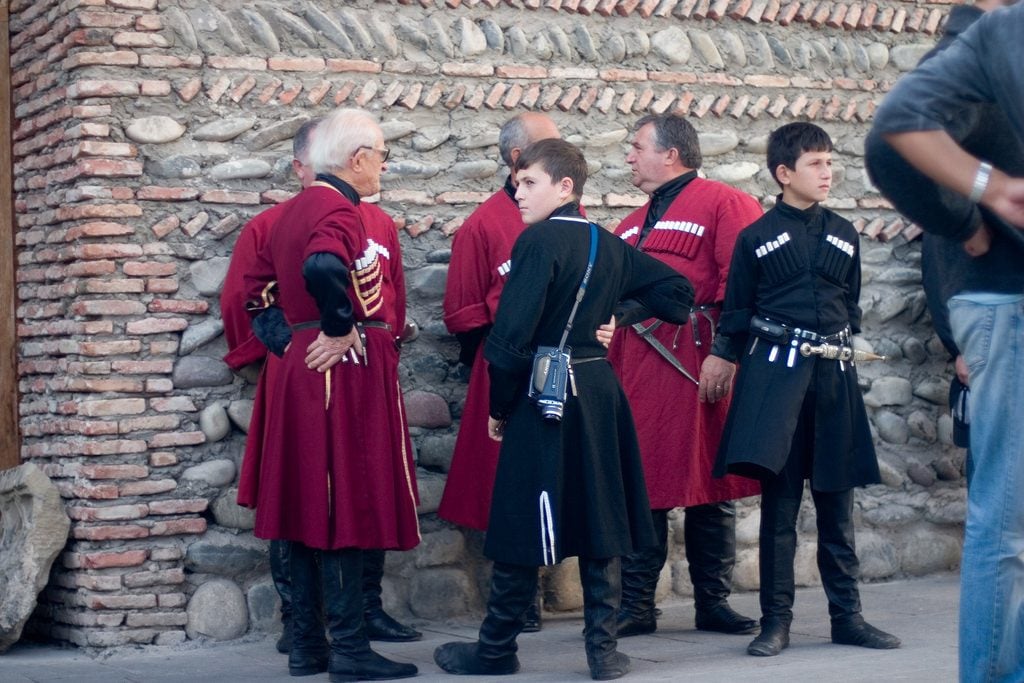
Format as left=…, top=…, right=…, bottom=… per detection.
left=1, top=573, right=959, bottom=682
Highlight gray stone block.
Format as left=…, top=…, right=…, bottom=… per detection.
left=418, top=433, right=456, bottom=471
left=415, top=529, right=466, bottom=567
left=181, top=458, right=237, bottom=487
left=898, top=529, right=961, bottom=575
left=407, top=264, right=448, bottom=300
left=864, top=377, right=913, bottom=408
left=651, top=27, right=691, bottom=65
left=227, top=400, right=254, bottom=433
left=913, top=376, right=949, bottom=406
left=855, top=530, right=900, bottom=580
left=246, top=580, right=281, bottom=634
left=200, top=403, right=231, bottom=442
left=193, top=117, right=257, bottom=142
left=126, top=116, right=186, bottom=144
left=0, top=464, right=71, bottom=653
left=209, top=159, right=272, bottom=181
left=416, top=469, right=446, bottom=516
left=190, top=257, right=231, bottom=296
left=186, top=578, right=249, bottom=641
left=186, top=530, right=267, bottom=576
left=179, top=319, right=224, bottom=356
left=409, top=568, right=472, bottom=619
left=212, top=488, right=256, bottom=530
left=173, top=356, right=235, bottom=389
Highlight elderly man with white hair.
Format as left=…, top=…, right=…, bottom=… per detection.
left=244, top=107, right=420, bottom=682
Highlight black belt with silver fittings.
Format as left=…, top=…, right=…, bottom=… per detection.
left=748, top=315, right=859, bottom=369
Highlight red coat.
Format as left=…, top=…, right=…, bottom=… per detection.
left=438, top=186, right=525, bottom=530
left=241, top=185, right=419, bottom=551
left=607, top=177, right=762, bottom=509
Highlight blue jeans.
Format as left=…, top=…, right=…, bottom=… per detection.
left=948, top=294, right=1024, bottom=683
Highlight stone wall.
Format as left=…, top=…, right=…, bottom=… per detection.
left=10, top=0, right=965, bottom=648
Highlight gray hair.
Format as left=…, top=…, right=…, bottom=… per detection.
left=635, top=113, right=703, bottom=170
left=307, top=108, right=379, bottom=175
left=498, top=114, right=531, bottom=167
left=292, top=118, right=321, bottom=164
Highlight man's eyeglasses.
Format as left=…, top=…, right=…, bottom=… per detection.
left=358, top=145, right=390, bottom=163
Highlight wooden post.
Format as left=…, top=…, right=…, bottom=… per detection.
left=0, top=0, right=20, bottom=471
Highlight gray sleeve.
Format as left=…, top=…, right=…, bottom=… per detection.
left=873, top=9, right=1021, bottom=135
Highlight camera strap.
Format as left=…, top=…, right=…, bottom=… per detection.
left=554, top=221, right=599, bottom=353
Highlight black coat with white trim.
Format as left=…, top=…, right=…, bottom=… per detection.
left=711, top=199, right=880, bottom=492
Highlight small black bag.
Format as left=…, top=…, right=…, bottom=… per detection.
left=749, top=315, right=790, bottom=345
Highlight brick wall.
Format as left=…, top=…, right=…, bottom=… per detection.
left=10, top=0, right=966, bottom=647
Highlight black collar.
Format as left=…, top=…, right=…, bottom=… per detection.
left=644, top=171, right=698, bottom=229
left=775, top=195, right=822, bottom=223
left=314, top=173, right=360, bottom=205
left=548, top=201, right=583, bottom=220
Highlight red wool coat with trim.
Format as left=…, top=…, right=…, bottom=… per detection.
left=607, top=177, right=763, bottom=509
left=438, top=187, right=525, bottom=530
left=239, top=186, right=419, bottom=551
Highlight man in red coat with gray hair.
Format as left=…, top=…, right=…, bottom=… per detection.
left=223, top=119, right=421, bottom=655
left=607, top=113, right=763, bottom=638
left=242, top=107, right=418, bottom=682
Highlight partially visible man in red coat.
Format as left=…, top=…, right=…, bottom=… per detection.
left=607, top=113, right=762, bottom=638
left=242, top=107, right=419, bottom=682
left=438, top=113, right=560, bottom=630
left=224, top=120, right=421, bottom=655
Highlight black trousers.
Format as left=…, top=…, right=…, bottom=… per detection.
left=759, top=389, right=861, bottom=622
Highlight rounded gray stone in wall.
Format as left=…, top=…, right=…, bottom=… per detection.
left=623, top=28, right=650, bottom=58
left=212, top=488, right=256, bottom=530
left=742, top=134, right=769, bottom=155
left=601, top=33, right=626, bottom=62
left=418, top=433, right=456, bottom=471
left=240, top=8, right=280, bottom=52
left=866, top=43, right=890, bottom=70
left=480, top=18, right=503, bottom=50
left=190, top=257, right=230, bottom=296
left=365, top=12, right=399, bottom=56
left=898, top=529, right=961, bottom=575
left=574, top=24, right=598, bottom=61
left=747, top=32, right=773, bottom=68
left=200, top=403, right=231, bottom=442
left=913, top=376, right=949, bottom=406
left=457, top=17, right=487, bottom=56
left=892, top=44, right=934, bottom=72
left=699, top=131, right=739, bottom=157
left=425, top=16, right=455, bottom=58
left=186, top=578, right=248, bottom=641
left=901, top=336, right=928, bottom=365
left=409, top=568, right=472, bottom=619
left=164, top=6, right=198, bottom=50
left=416, top=469, right=446, bottom=516
left=412, top=127, right=451, bottom=153
left=382, top=120, right=417, bottom=142
left=855, top=530, right=900, bottom=580
left=937, top=414, right=954, bottom=445
left=907, top=462, right=937, bottom=487
left=862, top=501, right=916, bottom=528
left=404, top=390, right=452, bottom=428
left=452, top=160, right=499, bottom=180
left=193, top=117, right=257, bottom=142
left=924, top=488, right=965, bottom=523
left=414, top=529, right=466, bottom=567
left=831, top=38, right=852, bottom=69
left=126, top=116, right=186, bottom=144
left=651, top=27, right=691, bottom=65
left=148, top=155, right=202, bottom=179
left=228, top=400, right=254, bottom=434
left=907, top=410, right=937, bottom=442
left=767, top=35, right=791, bottom=67
left=173, top=356, right=235, bottom=389
left=714, top=29, right=746, bottom=67
left=852, top=42, right=871, bottom=72
left=864, top=377, right=913, bottom=408
left=180, top=320, right=225, bottom=356
left=688, top=29, right=723, bottom=69
left=874, top=410, right=910, bottom=444
left=209, top=159, right=273, bottom=181
left=407, top=264, right=448, bottom=300
left=384, top=161, right=443, bottom=180
left=547, top=25, right=573, bottom=59
left=532, top=32, right=553, bottom=60
left=932, top=457, right=962, bottom=483
left=809, top=40, right=832, bottom=70
left=708, top=162, right=759, bottom=184
left=426, top=249, right=451, bottom=264
left=506, top=25, right=529, bottom=58
left=877, top=457, right=904, bottom=488
left=186, top=530, right=267, bottom=575
left=181, top=458, right=237, bottom=488
left=246, top=580, right=281, bottom=634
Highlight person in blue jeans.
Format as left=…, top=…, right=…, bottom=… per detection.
left=870, top=4, right=1024, bottom=681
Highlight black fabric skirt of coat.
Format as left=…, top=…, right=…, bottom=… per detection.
left=483, top=360, right=658, bottom=567
left=713, top=336, right=881, bottom=492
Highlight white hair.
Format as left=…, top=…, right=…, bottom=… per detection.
left=307, top=108, right=380, bottom=174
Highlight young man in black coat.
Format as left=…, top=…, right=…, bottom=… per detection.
left=434, top=139, right=693, bottom=680
left=705, top=123, right=900, bottom=657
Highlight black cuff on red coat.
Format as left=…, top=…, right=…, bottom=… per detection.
left=303, top=252, right=355, bottom=337
left=252, top=307, right=292, bottom=357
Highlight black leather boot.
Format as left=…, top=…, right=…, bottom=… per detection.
left=361, top=549, right=422, bottom=642
left=287, top=542, right=328, bottom=676
left=271, top=540, right=294, bottom=654
left=434, top=562, right=536, bottom=676
left=831, top=614, right=901, bottom=649
left=750, top=493, right=801, bottom=657
left=747, top=616, right=791, bottom=656
left=321, top=549, right=417, bottom=682
left=616, top=509, right=667, bottom=637
left=686, top=502, right=757, bottom=635
left=581, top=557, right=631, bottom=681
left=522, top=587, right=543, bottom=633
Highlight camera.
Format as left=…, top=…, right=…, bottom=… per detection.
left=528, top=346, right=572, bottom=422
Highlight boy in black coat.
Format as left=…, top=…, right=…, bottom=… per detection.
left=705, top=123, right=900, bottom=657
left=434, top=139, right=693, bottom=680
